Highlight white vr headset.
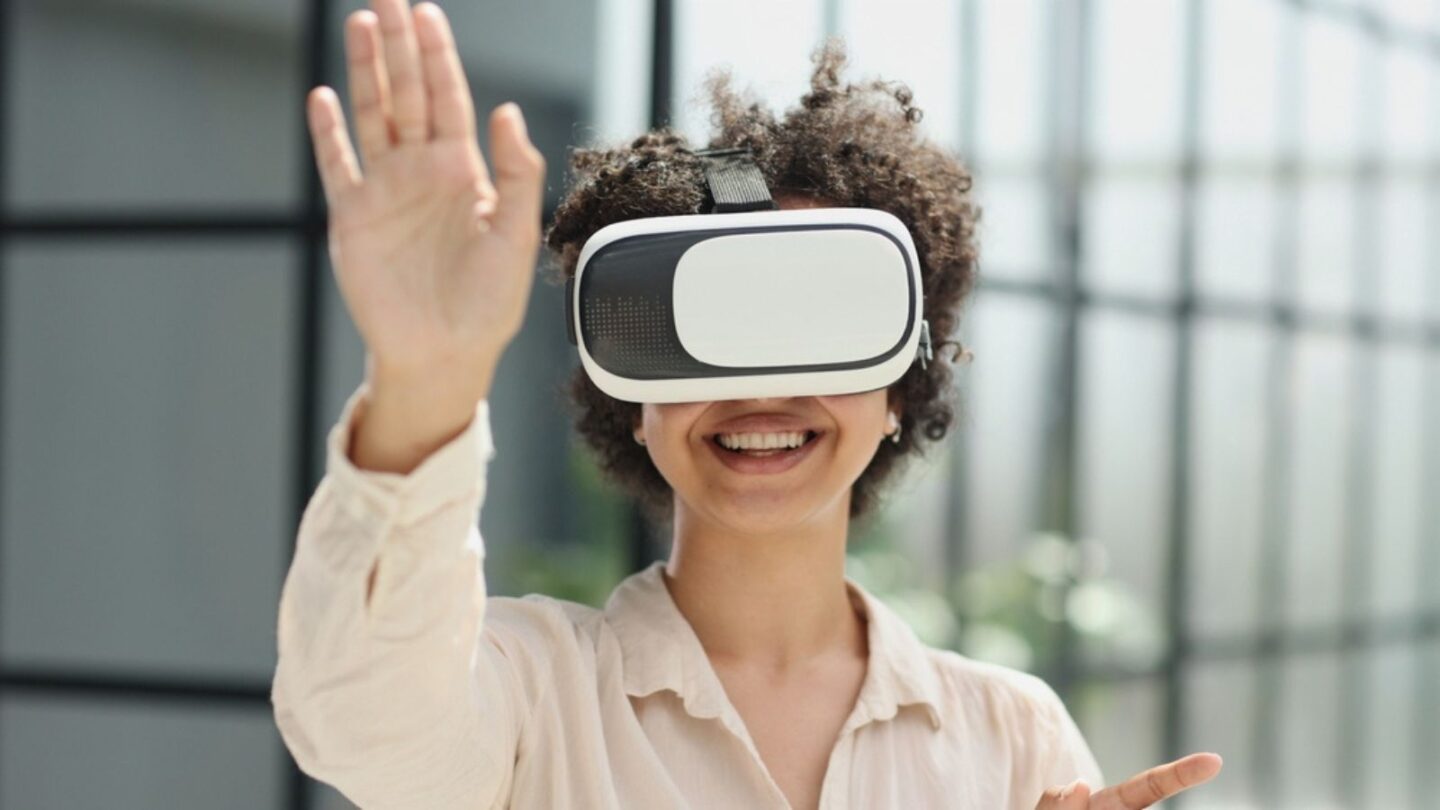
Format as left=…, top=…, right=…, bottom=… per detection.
left=565, top=147, right=932, bottom=404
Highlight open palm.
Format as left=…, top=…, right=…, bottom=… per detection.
left=306, top=0, right=545, bottom=393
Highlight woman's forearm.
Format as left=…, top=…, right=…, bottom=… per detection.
left=271, top=384, right=522, bottom=809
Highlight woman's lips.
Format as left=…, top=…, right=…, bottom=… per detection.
left=705, top=432, right=823, bottom=475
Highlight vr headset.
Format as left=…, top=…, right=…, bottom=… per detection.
left=565, top=147, right=932, bottom=404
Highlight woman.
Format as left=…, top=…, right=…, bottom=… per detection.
left=271, top=1, right=1223, bottom=807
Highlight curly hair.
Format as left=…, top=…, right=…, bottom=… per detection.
left=540, top=36, right=981, bottom=523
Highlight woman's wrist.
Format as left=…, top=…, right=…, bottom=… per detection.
left=350, top=357, right=497, bottom=475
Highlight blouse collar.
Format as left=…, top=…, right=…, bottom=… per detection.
left=603, top=560, right=945, bottom=733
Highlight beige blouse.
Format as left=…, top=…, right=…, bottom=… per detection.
left=271, top=383, right=1106, bottom=809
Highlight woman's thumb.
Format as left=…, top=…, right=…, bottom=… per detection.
left=1036, top=779, right=1091, bottom=809
left=487, top=102, right=546, bottom=239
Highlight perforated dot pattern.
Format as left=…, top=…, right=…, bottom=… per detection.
left=583, top=293, right=688, bottom=378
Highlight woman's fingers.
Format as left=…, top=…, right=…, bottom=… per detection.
left=345, top=10, right=392, bottom=165
left=307, top=87, right=363, bottom=207
left=486, top=102, right=546, bottom=242
left=413, top=3, right=478, bottom=145
left=1093, top=752, right=1223, bottom=810
left=373, top=0, right=429, bottom=144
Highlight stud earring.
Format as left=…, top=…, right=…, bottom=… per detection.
left=634, top=432, right=646, bottom=446
left=887, top=412, right=901, bottom=444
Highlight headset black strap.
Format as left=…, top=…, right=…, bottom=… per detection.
left=692, top=147, right=778, bottom=214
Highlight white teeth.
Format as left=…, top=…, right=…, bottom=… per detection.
left=717, top=431, right=809, bottom=451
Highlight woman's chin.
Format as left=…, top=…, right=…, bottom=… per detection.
left=689, top=487, right=839, bottom=535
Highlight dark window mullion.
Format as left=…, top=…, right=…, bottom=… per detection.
left=0, top=0, right=9, bottom=797
left=284, top=0, right=332, bottom=806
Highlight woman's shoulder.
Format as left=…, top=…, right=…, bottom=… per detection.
left=920, top=649, right=1106, bottom=788
left=920, top=646, right=1074, bottom=731
left=484, top=590, right=610, bottom=648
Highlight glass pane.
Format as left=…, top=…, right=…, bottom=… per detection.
left=841, top=0, right=964, bottom=149
left=1368, top=345, right=1425, bottom=618
left=1381, top=46, right=1434, bottom=164
left=1377, top=174, right=1429, bottom=323
left=1300, top=14, right=1362, bottom=162
left=1189, top=319, right=1273, bottom=640
left=1075, top=311, right=1176, bottom=663
left=1080, top=174, right=1181, bottom=301
left=1365, top=646, right=1418, bottom=810
left=317, top=245, right=367, bottom=499
left=1378, top=0, right=1439, bottom=37
left=1295, top=175, right=1356, bottom=318
left=973, top=0, right=1047, bottom=165
left=1073, top=677, right=1164, bottom=787
left=962, top=293, right=1058, bottom=568
left=0, top=697, right=282, bottom=809
left=591, top=0, right=655, bottom=145
left=973, top=170, right=1052, bottom=280
left=1201, top=0, right=1287, bottom=161
left=672, top=0, right=823, bottom=145
left=0, top=240, right=297, bottom=678
left=1183, top=660, right=1259, bottom=809
left=1284, top=331, right=1354, bottom=630
left=1193, top=173, right=1277, bottom=303
left=1278, top=651, right=1343, bottom=807
left=7, top=0, right=303, bottom=211
left=325, top=0, right=597, bottom=173
left=1088, top=0, right=1184, bottom=164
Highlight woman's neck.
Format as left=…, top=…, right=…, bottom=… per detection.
left=661, top=499, right=866, bottom=671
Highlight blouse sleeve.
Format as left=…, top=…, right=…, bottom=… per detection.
left=270, top=381, right=524, bottom=810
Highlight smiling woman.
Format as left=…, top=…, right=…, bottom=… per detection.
left=270, top=1, right=1221, bottom=808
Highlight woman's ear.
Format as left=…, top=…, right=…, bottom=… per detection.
left=886, top=387, right=905, bottom=421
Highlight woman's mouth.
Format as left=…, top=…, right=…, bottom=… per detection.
left=706, top=430, right=823, bottom=474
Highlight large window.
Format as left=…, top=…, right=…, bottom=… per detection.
left=650, top=1, right=1436, bottom=807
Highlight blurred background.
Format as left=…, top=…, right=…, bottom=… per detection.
left=0, top=0, right=1435, bottom=807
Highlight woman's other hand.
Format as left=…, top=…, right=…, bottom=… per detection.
left=1034, top=752, right=1223, bottom=809
left=306, top=0, right=546, bottom=405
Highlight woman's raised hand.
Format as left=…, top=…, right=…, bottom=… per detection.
left=306, top=0, right=545, bottom=405
left=1034, top=752, right=1223, bottom=810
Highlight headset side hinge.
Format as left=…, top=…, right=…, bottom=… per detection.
left=565, top=276, right=577, bottom=345
left=917, top=319, right=933, bottom=370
